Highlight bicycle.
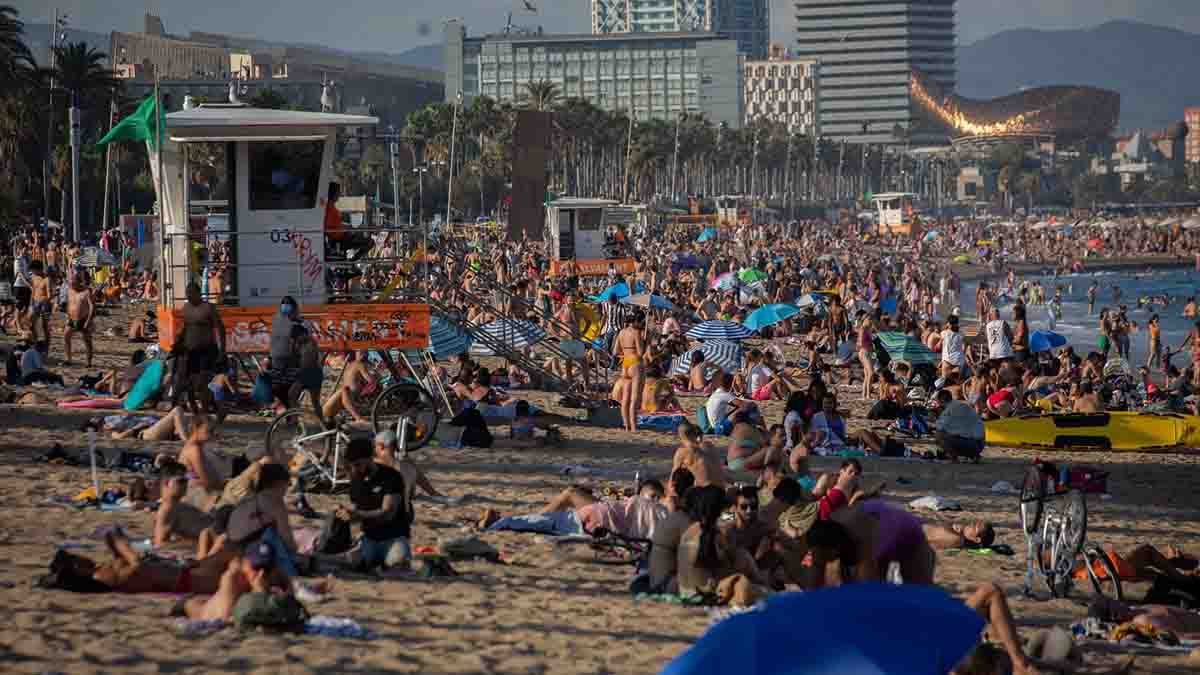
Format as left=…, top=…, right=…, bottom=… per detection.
left=370, top=379, right=442, bottom=452
left=1019, top=462, right=1122, bottom=601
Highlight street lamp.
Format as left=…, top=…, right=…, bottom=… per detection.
left=671, top=112, right=684, bottom=204
left=446, top=90, right=463, bottom=228
left=623, top=110, right=636, bottom=203
left=388, top=125, right=400, bottom=227
left=751, top=128, right=761, bottom=225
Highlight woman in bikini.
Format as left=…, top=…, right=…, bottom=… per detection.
left=615, top=312, right=646, bottom=432
left=856, top=314, right=876, bottom=401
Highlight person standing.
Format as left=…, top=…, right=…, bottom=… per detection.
left=175, top=282, right=226, bottom=418
left=1087, top=281, right=1098, bottom=315
left=984, top=307, right=1013, bottom=363
left=940, top=314, right=966, bottom=380
left=64, top=272, right=96, bottom=367
left=1146, top=314, right=1162, bottom=369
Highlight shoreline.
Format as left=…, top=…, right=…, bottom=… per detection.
left=952, top=255, right=1192, bottom=283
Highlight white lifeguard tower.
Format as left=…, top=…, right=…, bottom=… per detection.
left=545, top=197, right=637, bottom=276
left=871, top=192, right=917, bottom=236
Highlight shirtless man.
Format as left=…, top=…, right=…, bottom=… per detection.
left=177, top=417, right=233, bottom=512
left=181, top=546, right=275, bottom=622
left=923, top=519, right=996, bottom=550
left=176, top=282, right=226, bottom=419
left=64, top=273, right=96, bottom=366
left=54, top=529, right=226, bottom=594
left=154, top=466, right=216, bottom=547
left=322, top=350, right=374, bottom=423
left=614, top=312, right=646, bottom=432
left=28, top=260, right=52, bottom=349
left=670, top=421, right=729, bottom=487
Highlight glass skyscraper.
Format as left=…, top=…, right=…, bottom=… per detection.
left=793, top=0, right=956, bottom=144
left=591, top=0, right=769, bottom=59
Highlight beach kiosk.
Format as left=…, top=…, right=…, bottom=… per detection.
left=871, top=192, right=917, bottom=236
left=150, top=102, right=431, bottom=354
left=546, top=197, right=637, bottom=276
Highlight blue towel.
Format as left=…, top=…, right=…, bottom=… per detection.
left=487, top=511, right=582, bottom=536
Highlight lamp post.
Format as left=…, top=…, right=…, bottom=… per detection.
left=671, top=112, right=684, bottom=204
left=388, top=125, right=400, bottom=228
left=785, top=123, right=795, bottom=221
left=751, top=128, right=761, bottom=225
left=446, top=90, right=463, bottom=228
left=623, top=110, right=636, bottom=203
left=44, top=10, right=68, bottom=227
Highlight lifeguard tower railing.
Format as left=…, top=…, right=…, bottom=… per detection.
left=159, top=221, right=610, bottom=404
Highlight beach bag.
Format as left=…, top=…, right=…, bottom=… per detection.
left=123, top=359, right=164, bottom=412
left=251, top=373, right=273, bottom=405
left=232, top=592, right=309, bottom=632
left=313, top=513, right=353, bottom=555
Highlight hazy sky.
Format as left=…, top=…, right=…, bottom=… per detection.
left=16, top=0, right=1200, bottom=53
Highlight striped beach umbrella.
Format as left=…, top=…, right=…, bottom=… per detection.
left=686, top=320, right=756, bottom=342
left=877, top=331, right=938, bottom=365
left=470, top=319, right=547, bottom=357
left=77, top=246, right=119, bottom=268
left=671, top=340, right=743, bottom=375
left=428, top=316, right=473, bottom=359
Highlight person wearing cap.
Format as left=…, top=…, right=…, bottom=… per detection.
left=340, top=437, right=412, bottom=572
left=179, top=541, right=278, bottom=621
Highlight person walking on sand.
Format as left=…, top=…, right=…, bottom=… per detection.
left=64, top=271, right=96, bottom=367
left=615, top=312, right=646, bottom=432
left=28, top=260, right=52, bottom=351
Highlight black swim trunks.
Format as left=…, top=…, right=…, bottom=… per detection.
left=187, top=344, right=221, bottom=375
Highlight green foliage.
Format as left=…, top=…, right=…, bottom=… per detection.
left=247, top=87, right=288, bottom=110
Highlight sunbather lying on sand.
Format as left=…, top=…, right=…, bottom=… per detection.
left=43, top=529, right=227, bottom=594
left=923, top=520, right=997, bottom=551
left=479, top=480, right=668, bottom=540
left=176, top=543, right=279, bottom=622
left=1091, top=597, right=1200, bottom=640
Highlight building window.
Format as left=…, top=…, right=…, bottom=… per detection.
left=248, top=141, right=323, bottom=211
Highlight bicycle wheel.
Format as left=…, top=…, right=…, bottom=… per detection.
left=266, top=409, right=323, bottom=461
left=1019, top=465, right=1045, bottom=535
left=1060, top=490, right=1088, bottom=559
left=371, top=382, right=440, bottom=452
left=1083, top=545, right=1124, bottom=601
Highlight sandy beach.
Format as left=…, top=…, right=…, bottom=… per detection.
left=3, top=302, right=1200, bottom=674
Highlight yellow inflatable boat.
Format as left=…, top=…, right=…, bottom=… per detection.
left=985, top=412, right=1200, bottom=452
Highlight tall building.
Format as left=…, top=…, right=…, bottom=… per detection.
left=591, top=0, right=769, bottom=59
left=743, top=44, right=820, bottom=133
left=444, top=21, right=743, bottom=128
left=1187, top=107, right=1200, bottom=165
left=793, top=0, right=956, bottom=144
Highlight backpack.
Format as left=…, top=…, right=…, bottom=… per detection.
left=231, top=592, right=309, bottom=632
left=314, top=512, right=353, bottom=555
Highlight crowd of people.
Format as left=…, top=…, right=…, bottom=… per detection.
left=6, top=209, right=1200, bottom=671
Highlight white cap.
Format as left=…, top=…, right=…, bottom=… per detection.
left=375, top=430, right=397, bottom=448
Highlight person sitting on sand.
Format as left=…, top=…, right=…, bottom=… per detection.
left=179, top=543, right=278, bottom=622
left=94, top=349, right=149, bottom=397
left=1071, top=380, right=1103, bottom=413
left=43, top=529, right=228, bottom=594
left=336, top=438, right=412, bottom=573
left=671, top=421, right=729, bottom=487
left=931, top=389, right=985, bottom=463
left=647, top=469, right=696, bottom=593
left=952, top=582, right=1042, bottom=675
left=153, top=461, right=217, bottom=547
left=722, top=485, right=774, bottom=567
left=704, top=371, right=750, bottom=434
left=499, top=400, right=564, bottom=448
left=673, top=350, right=713, bottom=393
left=923, top=519, right=996, bottom=551
left=805, top=498, right=936, bottom=587
left=795, top=394, right=885, bottom=457
left=374, top=430, right=445, bottom=511
left=676, top=485, right=769, bottom=602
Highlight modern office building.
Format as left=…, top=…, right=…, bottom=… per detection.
left=444, top=21, right=743, bottom=128
left=743, top=44, right=820, bottom=133
left=591, top=0, right=769, bottom=59
left=793, top=0, right=956, bottom=145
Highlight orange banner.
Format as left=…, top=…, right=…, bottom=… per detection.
left=549, top=258, right=636, bottom=277
left=157, top=303, right=431, bottom=353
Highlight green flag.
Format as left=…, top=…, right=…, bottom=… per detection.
left=96, top=95, right=165, bottom=149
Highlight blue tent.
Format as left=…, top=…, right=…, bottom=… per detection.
left=662, top=584, right=984, bottom=675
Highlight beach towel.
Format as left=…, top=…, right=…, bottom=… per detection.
left=58, top=398, right=124, bottom=409
left=908, top=495, right=962, bottom=512
left=487, top=511, right=582, bottom=536
left=637, top=413, right=686, bottom=433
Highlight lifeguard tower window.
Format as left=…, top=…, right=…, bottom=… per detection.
left=248, top=141, right=323, bottom=211
left=577, top=208, right=602, bottom=231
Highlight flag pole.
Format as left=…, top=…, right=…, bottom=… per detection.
left=154, top=74, right=167, bottom=311
left=101, top=92, right=116, bottom=235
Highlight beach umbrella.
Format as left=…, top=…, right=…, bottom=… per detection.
left=877, top=331, right=937, bottom=365
left=796, top=293, right=827, bottom=310
left=469, top=319, right=547, bottom=356
left=622, top=293, right=677, bottom=311
left=697, top=227, right=719, bottom=242
left=661, top=583, right=984, bottom=675
left=738, top=268, right=768, bottom=283
left=427, top=316, right=473, bottom=359
left=592, top=282, right=631, bottom=302
left=743, top=304, right=801, bottom=331
left=686, top=320, right=756, bottom=342
left=711, top=272, right=738, bottom=291
left=77, top=246, right=118, bottom=268
left=1029, top=329, right=1068, bottom=354
left=922, top=230, right=940, bottom=242
left=671, top=340, right=743, bottom=375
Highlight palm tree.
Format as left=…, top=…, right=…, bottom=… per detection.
left=51, top=41, right=118, bottom=108
left=0, top=5, right=33, bottom=84
left=519, top=80, right=560, bottom=112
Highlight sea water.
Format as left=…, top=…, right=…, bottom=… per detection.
left=959, top=267, right=1200, bottom=368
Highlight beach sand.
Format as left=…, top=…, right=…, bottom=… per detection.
left=2, top=303, right=1200, bottom=674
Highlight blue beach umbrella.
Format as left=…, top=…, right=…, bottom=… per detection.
left=743, top=304, right=801, bottom=332
left=427, top=316, right=473, bottom=359
left=1029, top=329, right=1068, bottom=354
left=622, top=293, right=677, bottom=311
left=686, top=320, right=756, bottom=342
left=697, top=227, right=719, bottom=242
left=661, top=583, right=985, bottom=675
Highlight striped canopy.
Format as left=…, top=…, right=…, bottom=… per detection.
left=686, top=320, right=756, bottom=342
left=428, top=317, right=474, bottom=359
left=671, top=340, right=743, bottom=376
left=469, top=319, right=547, bottom=356
left=876, top=331, right=938, bottom=365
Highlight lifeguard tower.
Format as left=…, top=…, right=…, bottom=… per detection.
left=545, top=197, right=638, bottom=276
left=150, top=103, right=432, bottom=354
left=871, top=192, right=917, bottom=236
